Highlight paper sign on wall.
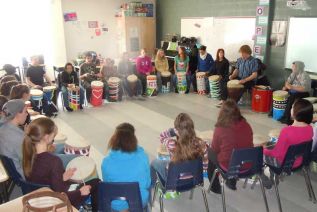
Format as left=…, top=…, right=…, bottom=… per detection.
left=95, top=28, right=101, bottom=36
left=88, top=21, right=98, bottom=28
left=258, top=16, right=268, bottom=25
left=64, top=12, right=77, bottom=22
left=259, top=0, right=270, bottom=5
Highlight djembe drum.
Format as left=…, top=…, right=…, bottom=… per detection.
left=66, top=156, right=97, bottom=183
left=196, top=72, right=206, bottom=95
left=227, top=80, right=244, bottom=102
left=91, top=81, right=104, bottom=106
left=146, top=75, right=158, bottom=97
left=68, top=86, right=80, bottom=111
left=30, top=89, right=43, bottom=110
left=161, top=71, right=171, bottom=93
left=251, top=85, right=273, bottom=113
left=127, top=74, right=138, bottom=96
left=209, top=75, right=221, bottom=100
left=272, top=90, right=288, bottom=120
left=108, top=77, right=121, bottom=102
left=177, top=72, right=187, bottom=94
left=43, top=85, right=57, bottom=105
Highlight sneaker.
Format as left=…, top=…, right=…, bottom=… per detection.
left=66, top=107, right=73, bottom=112
left=79, top=105, right=83, bottom=110
left=209, top=180, right=222, bottom=194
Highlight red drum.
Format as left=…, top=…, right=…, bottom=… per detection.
left=91, top=81, right=104, bottom=106
left=251, top=86, right=273, bottom=113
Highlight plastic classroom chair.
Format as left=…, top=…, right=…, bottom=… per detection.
left=98, top=182, right=148, bottom=212
left=0, top=155, right=49, bottom=196
left=152, top=158, right=209, bottom=212
left=265, top=141, right=316, bottom=212
left=208, top=146, right=269, bottom=212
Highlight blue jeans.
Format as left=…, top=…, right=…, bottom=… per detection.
left=150, top=159, right=169, bottom=187
left=122, top=78, right=142, bottom=97
left=61, top=86, right=85, bottom=107
left=54, top=143, right=79, bottom=168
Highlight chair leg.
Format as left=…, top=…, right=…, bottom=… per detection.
left=159, top=193, right=164, bottom=212
left=221, top=178, right=226, bottom=212
left=302, top=168, right=313, bottom=201
left=189, top=189, right=194, bottom=200
left=201, top=187, right=210, bottom=212
left=251, top=176, right=258, bottom=190
left=207, top=169, right=218, bottom=194
left=242, top=178, right=248, bottom=189
left=273, top=174, right=283, bottom=212
left=304, top=167, right=317, bottom=203
left=151, top=181, right=159, bottom=208
left=258, top=175, right=269, bottom=212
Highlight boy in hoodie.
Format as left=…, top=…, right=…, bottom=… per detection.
left=136, top=49, right=153, bottom=96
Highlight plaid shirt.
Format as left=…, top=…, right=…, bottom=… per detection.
left=287, top=71, right=311, bottom=92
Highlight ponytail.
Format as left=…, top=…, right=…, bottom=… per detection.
left=22, top=117, right=57, bottom=178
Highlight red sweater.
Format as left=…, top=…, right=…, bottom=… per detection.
left=211, top=119, right=254, bottom=168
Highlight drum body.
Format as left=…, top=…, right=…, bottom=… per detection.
left=127, top=74, right=138, bottom=96
left=68, top=88, right=80, bottom=110
left=30, top=89, right=44, bottom=109
left=177, top=72, right=187, bottom=94
left=108, top=77, right=121, bottom=102
left=196, top=72, right=206, bottom=95
left=269, top=129, right=281, bottom=143
left=209, top=75, right=221, bottom=100
left=43, top=86, right=57, bottom=103
left=146, top=75, right=157, bottom=97
left=251, top=86, right=273, bottom=113
left=227, top=80, right=244, bottom=102
left=161, top=72, right=171, bottom=93
left=272, top=90, right=288, bottom=120
left=91, top=81, right=104, bottom=106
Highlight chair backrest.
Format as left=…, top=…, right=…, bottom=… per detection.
left=164, top=158, right=203, bottom=192
left=280, top=141, right=312, bottom=175
left=98, top=182, right=143, bottom=212
left=226, top=146, right=263, bottom=179
left=0, top=154, right=49, bottom=194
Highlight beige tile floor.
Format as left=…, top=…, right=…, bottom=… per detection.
left=52, top=93, right=317, bottom=212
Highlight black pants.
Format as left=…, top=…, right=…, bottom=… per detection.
left=281, top=91, right=310, bottom=123
left=207, top=148, right=220, bottom=184
left=219, top=79, right=228, bottom=101
left=73, top=178, right=100, bottom=211
left=137, top=73, right=147, bottom=95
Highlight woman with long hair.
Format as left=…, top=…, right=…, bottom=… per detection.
left=10, top=84, right=30, bottom=101
left=22, top=118, right=99, bottom=210
left=155, top=49, right=169, bottom=92
left=212, top=48, right=230, bottom=107
left=151, top=113, right=208, bottom=182
left=173, top=47, right=190, bottom=94
left=208, top=99, right=253, bottom=193
left=101, top=123, right=150, bottom=211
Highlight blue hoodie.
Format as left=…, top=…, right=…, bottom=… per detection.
left=197, top=53, right=214, bottom=72
left=101, top=146, right=151, bottom=211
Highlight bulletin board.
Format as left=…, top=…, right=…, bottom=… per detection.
left=181, top=17, right=256, bottom=62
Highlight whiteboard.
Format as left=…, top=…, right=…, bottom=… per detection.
left=285, top=17, right=317, bottom=73
left=181, top=17, right=256, bottom=62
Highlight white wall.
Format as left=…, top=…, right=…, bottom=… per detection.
left=61, top=0, right=155, bottom=61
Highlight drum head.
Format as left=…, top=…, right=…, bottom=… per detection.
left=227, top=80, right=244, bottom=88
left=91, top=80, right=104, bottom=87
left=66, top=156, right=96, bottom=181
left=209, top=75, right=220, bottom=81
left=147, top=75, right=157, bottom=80
left=161, top=71, right=171, bottom=77
left=177, top=72, right=186, bottom=77
left=109, top=77, right=120, bottom=83
left=43, top=85, right=57, bottom=91
left=197, top=72, right=206, bottom=77
left=273, top=90, right=288, bottom=98
left=30, top=89, right=43, bottom=96
left=127, top=74, right=138, bottom=82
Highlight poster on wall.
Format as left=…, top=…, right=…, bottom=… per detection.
left=270, top=21, right=287, bottom=47
left=88, top=21, right=98, bottom=28
left=64, top=12, right=77, bottom=22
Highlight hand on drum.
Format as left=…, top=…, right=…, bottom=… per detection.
left=63, top=168, right=77, bottom=181
left=239, top=79, right=246, bottom=84
left=80, top=185, right=91, bottom=196
left=285, top=82, right=292, bottom=90
left=33, top=85, right=42, bottom=89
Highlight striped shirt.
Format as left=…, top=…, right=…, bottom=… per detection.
left=236, top=56, right=259, bottom=80
left=159, top=129, right=209, bottom=173
left=287, top=71, right=311, bottom=92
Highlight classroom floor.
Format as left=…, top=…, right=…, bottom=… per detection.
left=12, top=93, right=317, bottom=212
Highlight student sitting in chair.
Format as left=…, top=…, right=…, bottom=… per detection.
left=61, top=63, right=84, bottom=111
left=1, top=64, right=21, bottom=82
left=155, top=49, right=169, bottom=92
left=136, top=48, right=153, bottom=97
left=101, top=123, right=151, bottom=211
left=278, top=61, right=311, bottom=125
left=173, top=47, right=190, bottom=94
left=26, top=55, right=53, bottom=89
left=0, top=95, right=8, bottom=118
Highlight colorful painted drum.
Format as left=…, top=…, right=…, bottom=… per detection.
left=43, top=85, right=57, bottom=104
left=30, top=89, right=43, bottom=110
left=108, top=77, right=121, bottom=102
left=127, top=74, right=138, bottom=96
left=161, top=71, right=171, bottom=93
left=177, top=72, right=187, bottom=94
left=146, top=75, right=158, bottom=97
left=227, top=80, right=244, bottom=102
left=196, top=72, right=206, bottom=95
left=251, top=85, right=273, bottom=113
left=91, top=81, right=104, bottom=106
left=272, top=90, right=288, bottom=120
left=209, top=75, right=221, bottom=100
left=68, top=87, right=80, bottom=111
